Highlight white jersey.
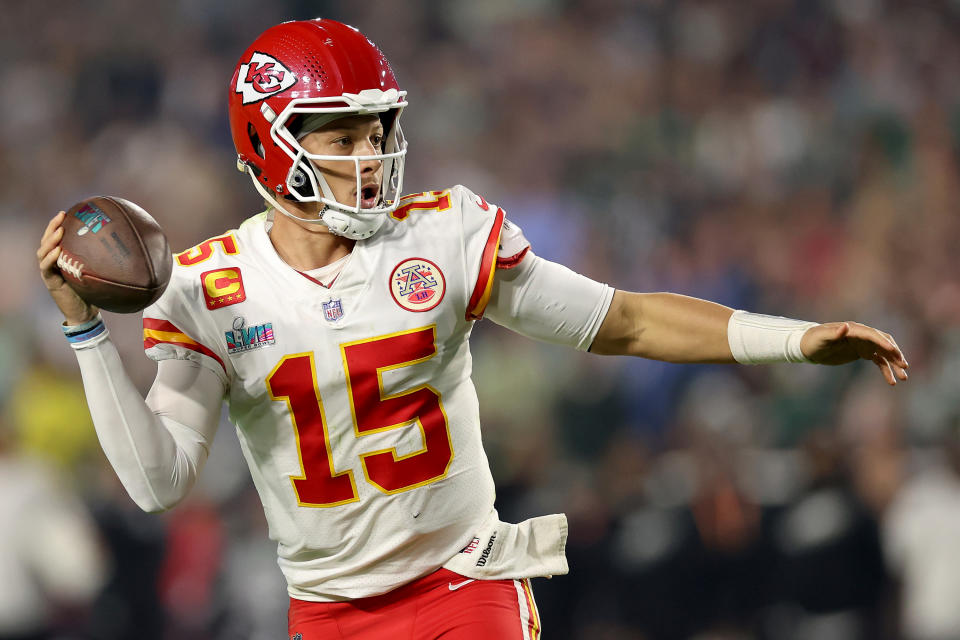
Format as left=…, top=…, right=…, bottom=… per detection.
left=142, top=185, right=523, bottom=601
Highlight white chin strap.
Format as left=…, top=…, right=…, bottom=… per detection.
left=248, top=172, right=385, bottom=240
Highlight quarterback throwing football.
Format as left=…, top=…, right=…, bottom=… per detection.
left=37, top=19, right=907, bottom=640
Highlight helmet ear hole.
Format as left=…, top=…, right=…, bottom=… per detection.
left=290, top=169, right=307, bottom=188
left=247, top=123, right=265, bottom=159
left=290, top=159, right=317, bottom=199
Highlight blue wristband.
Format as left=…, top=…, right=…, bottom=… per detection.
left=63, top=314, right=106, bottom=343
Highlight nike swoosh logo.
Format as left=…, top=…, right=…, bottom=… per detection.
left=448, top=579, right=475, bottom=591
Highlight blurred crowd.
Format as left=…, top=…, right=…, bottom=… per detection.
left=3, top=0, right=960, bottom=638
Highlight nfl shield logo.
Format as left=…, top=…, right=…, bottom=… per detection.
left=322, top=299, right=344, bottom=322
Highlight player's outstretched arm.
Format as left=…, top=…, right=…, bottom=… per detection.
left=590, top=291, right=909, bottom=385
left=485, top=254, right=907, bottom=385
left=37, top=213, right=223, bottom=512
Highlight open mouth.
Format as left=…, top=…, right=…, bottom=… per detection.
left=359, top=184, right=380, bottom=209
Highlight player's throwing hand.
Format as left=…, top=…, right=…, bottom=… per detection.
left=37, top=211, right=98, bottom=326
left=801, top=321, right=909, bottom=385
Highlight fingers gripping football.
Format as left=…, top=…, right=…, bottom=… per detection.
left=38, top=211, right=98, bottom=325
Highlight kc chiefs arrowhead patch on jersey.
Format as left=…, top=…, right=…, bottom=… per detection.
left=235, top=52, right=296, bottom=104
left=201, top=267, right=247, bottom=310
left=390, top=258, right=445, bottom=312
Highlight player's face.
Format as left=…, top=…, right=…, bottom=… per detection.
left=301, top=115, right=385, bottom=210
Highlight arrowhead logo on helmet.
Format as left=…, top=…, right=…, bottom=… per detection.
left=235, top=52, right=297, bottom=104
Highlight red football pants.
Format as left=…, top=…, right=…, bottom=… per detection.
left=288, top=568, right=541, bottom=639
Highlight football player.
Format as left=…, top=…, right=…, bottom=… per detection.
left=37, top=19, right=908, bottom=640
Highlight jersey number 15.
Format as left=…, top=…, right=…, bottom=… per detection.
left=267, top=326, right=453, bottom=507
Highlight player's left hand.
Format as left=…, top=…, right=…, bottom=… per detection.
left=801, top=322, right=908, bottom=386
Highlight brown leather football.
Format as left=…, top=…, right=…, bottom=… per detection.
left=57, top=196, right=172, bottom=313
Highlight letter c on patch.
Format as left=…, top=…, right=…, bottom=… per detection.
left=204, top=269, right=241, bottom=297
left=200, top=267, right=247, bottom=310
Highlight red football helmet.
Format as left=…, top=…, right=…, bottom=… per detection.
left=228, top=19, right=407, bottom=239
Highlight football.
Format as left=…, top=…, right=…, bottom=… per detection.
left=57, top=196, right=172, bottom=313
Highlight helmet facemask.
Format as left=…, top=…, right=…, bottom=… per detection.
left=246, top=89, right=408, bottom=240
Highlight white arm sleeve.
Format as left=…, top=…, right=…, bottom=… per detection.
left=73, top=335, right=224, bottom=512
left=484, top=253, right=614, bottom=351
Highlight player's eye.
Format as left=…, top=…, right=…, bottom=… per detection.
left=371, top=133, right=384, bottom=147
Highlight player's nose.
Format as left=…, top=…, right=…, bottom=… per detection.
left=358, top=152, right=381, bottom=173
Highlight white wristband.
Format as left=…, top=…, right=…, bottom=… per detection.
left=727, top=310, right=818, bottom=364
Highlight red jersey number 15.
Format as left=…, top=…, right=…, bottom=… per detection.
left=266, top=325, right=453, bottom=507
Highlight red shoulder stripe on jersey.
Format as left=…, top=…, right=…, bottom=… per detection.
left=142, top=318, right=226, bottom=373
left=496, top=246, right=530, bottom=270
left=466, top=207, right=505, bottom=321
left=143, top=318, right=182, bottom=333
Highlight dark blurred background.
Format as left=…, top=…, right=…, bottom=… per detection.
left=4, top=1, right=960, bottom=638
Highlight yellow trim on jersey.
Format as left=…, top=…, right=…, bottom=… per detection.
left=472, top=246, right=499, bottom=314
left=142, top=328, right=199, bottom=346
left=523, top=579, right=541, bottom=639
left=390, top=190, right=452, bottom=222
left=466, top=222, right=503, bottom=319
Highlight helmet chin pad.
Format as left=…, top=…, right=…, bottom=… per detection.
left=320, top=208, right=386, bottom=240
left=308, top=163, right=387, bottom=240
